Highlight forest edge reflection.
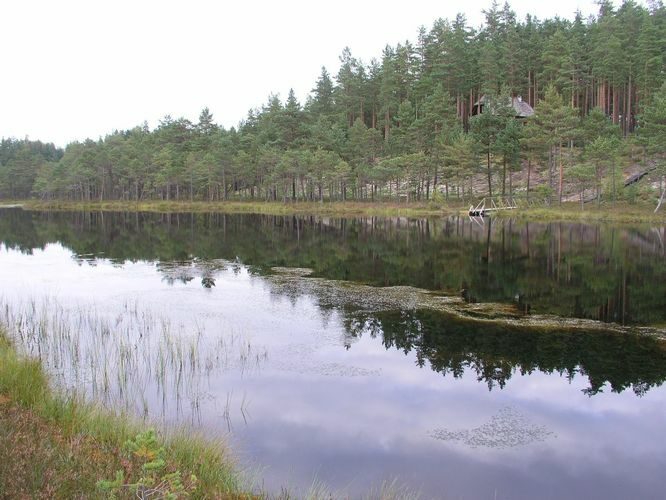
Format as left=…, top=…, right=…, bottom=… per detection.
left=1, top=207, right=665, bottom=396
left=2, top=208, right=663, bottom=324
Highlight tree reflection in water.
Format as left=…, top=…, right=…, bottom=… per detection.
left=344, top=308, right=666, bottom=396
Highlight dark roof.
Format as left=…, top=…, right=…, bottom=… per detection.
left=473, top=95, right=534, bottom=118
left=512, top=98, right=534, bottom=118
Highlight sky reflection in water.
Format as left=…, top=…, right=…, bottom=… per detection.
left=0, top=218, right=665, bottom=498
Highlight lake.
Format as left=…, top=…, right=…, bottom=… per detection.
left=1, top=207, right=665, bottom=499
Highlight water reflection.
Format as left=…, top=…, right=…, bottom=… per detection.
left=347, top=309, right=666, bottom=395
left=0, top=221, right=666, bottom=498
left=0, top=208, right=664, bottom=325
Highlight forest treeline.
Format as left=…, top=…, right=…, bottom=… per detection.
left=1, top=0, right=665, bottom=204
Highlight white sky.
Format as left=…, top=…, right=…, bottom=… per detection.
left=1, top=0, right=632, bottom=147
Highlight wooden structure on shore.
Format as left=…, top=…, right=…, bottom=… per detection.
left=624, top=166, right=657, bottom=187
left=581, top=166, right=658, bottom=204
left=472, top=95, right=535, bottom=119
left=469, top=198, right=518, bottom=217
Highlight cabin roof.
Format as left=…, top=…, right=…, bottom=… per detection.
left=473, top=95, right=534, bottom=118
left=512, top=98, right=534, bottom=118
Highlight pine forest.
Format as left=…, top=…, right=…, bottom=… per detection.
left=2, top=0, right=665, bottom=207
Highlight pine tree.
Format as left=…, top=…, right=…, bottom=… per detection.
left=529, top=86, right=579, bottom=202
left=308, top=67, right=335, bottom=117
left=637, top=82, right=666, bottom=211
left=469, top=92, right=514, bottom=197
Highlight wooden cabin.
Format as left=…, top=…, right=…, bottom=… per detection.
left=472, top=95, right=535, bottom=119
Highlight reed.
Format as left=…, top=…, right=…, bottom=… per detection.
left=0, top=296, right=266, bottom=419
left=0, top=328, right=244, bottom=497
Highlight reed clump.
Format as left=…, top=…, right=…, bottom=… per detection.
left=0, top=326, right=245, bottom=498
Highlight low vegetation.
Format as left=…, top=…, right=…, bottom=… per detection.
left=0, top=330, right=245, bottom=498
left=18, top=198, right=454, bottom=217
left=12, top=197, right=666, bottom=224
left=498, top=201, right=666, bottom=223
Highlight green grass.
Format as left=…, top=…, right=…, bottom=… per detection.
left=0, top=330, right=248, bottom=499
left=495, top=201, right=666, bottom=223
left=17, top=199, right=455, bottom=217
left=9, top=198, right=665, bottom=222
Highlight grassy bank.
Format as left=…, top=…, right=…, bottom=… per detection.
left=17, top=199, right=454, bottom=218
left=495, top=201, right=666, bottom=224
left=0, top=330, right=246, bottom=499
left=7, top=198, right=666, bottom=223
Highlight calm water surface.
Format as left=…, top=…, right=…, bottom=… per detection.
left=0, top=208, right=665, bottom=499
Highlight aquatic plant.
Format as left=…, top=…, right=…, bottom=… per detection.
left=0, top=295, right=267, bottom=423
left=0, top=329, right=242, bottom=497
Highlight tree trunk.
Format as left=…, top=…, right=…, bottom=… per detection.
left=384, top=110, right=390, bottom=142
left=502, top=159, right=507, bottom=197
left=558, top=143, right=564, bottom=204
left=487, top=151, right=492, bottom=198
left=584, top=83, right=589, bottom=114
left=611, top=161, right=616, bottom=205
left=527, top=158, right=531, bottom=202
left=656, top=177, right=665, bottom=213
left=548, top=147, right=553, bottom=196
left=627, top=74, right=632, bottom=134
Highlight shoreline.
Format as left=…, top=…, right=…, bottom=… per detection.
left=6, top=199, right=666, bottom=224
left=0, top=330, right=244, bottom=498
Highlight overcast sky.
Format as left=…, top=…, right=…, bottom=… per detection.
left=1, top=0, right=634, bottom=147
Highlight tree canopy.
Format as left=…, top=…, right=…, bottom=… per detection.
left=2, top=1, right=665, bottom=203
